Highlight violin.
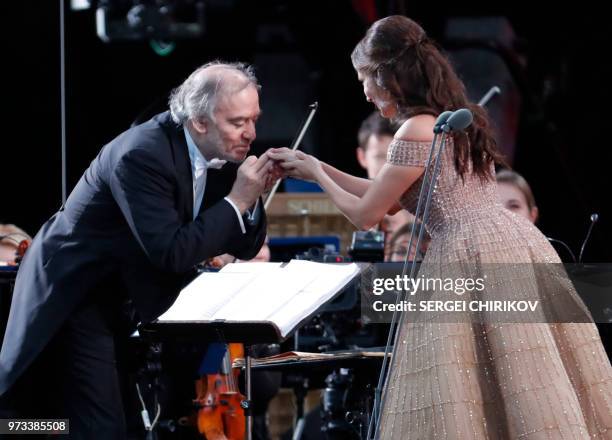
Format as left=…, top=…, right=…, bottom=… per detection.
left=194, top=343, right=246, bottom=440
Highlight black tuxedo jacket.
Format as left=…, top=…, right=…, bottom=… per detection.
left=0, top=111, right=266, bottom=394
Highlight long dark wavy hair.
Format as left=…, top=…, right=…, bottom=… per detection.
left=351, top=15, right=507, bottom=180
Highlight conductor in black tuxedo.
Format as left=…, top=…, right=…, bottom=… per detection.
left=0, top=61, right=275, bottom=438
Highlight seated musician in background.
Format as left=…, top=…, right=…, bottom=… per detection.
left=0, top=61, right=280, bottom=439
left=385, top=220, right=430, bottom=262
left=496, top=168, right=539, bottom=224
left=356, top=112, right=413, bottom=253
left=0, top=224, right=31, bottom=264
left=355, top=111, right=397, bottom=179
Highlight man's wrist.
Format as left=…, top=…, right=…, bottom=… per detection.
left=223, top=197, right=248, bottom=234
left=226, top=195, right=250, bottom=214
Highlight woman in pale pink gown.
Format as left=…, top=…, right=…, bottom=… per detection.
left=269, top=15, right=612, bottom=439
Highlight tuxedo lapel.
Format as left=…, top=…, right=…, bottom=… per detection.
left=201, top=165, right=239, bottom=212
left=163, top=114, right=194, bottom=221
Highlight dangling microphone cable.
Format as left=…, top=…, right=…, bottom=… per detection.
left=546, top=213, right=599, bottom=263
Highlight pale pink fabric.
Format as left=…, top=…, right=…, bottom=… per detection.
left=377, top=139, right=612, bottom=439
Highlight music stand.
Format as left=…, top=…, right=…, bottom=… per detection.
left=140, top=321, right=287, bottom=440
left=141, top=263, right=363, bottom=440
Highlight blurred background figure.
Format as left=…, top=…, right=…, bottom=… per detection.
left=386, top=220, right=430, bottom=262
left=356, top=112, right=398, bottom=179
left=356, top=112, right=413, bottom=254
left=0, top=225, right=31, bottom=264
left=496, top=169, right=539, bottom=223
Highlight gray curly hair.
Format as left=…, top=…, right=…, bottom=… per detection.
left=169, top=60, right=260, bottom=124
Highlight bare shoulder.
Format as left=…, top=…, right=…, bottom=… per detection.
left=394, top=114, right=436, bottom=142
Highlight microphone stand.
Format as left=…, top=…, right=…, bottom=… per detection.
left=579, top=214, right=599, bottom=263
left=546, top=213, right=599, bottom=264
left=367, top=108, right=474, bottom=439
left=367, top=129, right=451, bottom=440
left=546, top=237, right=576, bottom=263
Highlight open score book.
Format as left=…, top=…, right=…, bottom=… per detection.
left=156, top=260, right=361, bottom=339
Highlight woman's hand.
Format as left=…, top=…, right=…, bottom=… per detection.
left=267, top=148, right=323, bottom=182
left=264, top=159, right=285, bottom=192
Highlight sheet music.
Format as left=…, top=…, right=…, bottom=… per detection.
left=209, top=267, right=318, bottom=322
left=156, top=260, right=360, bottom=338
left=267, top=261, right=361, bottom=335
left=156, top=272, right=255, bottom=321
left=219, top=261, right=283, bottom=273
left=232, top=349, right=387, bottom=368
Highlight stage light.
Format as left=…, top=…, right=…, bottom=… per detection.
left=92, top=0, right=205, bottom=43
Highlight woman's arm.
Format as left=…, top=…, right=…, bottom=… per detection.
left=320, top=161, right=372, bottom=197
left=315, top=162, right=423, bottom=230
left=320, top=162, right=402, bottom=215
left=274, top=153, right=404, bottom=217
left=269, top=150, right=423, bottom=229
left=268, top=115, right=435, bottom=228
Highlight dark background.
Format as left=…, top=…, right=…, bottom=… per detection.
left=3, top=1, right=611, bottom=262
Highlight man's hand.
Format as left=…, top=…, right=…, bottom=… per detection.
left=264, top=158, right=285, bottom=192
left=268, top=148, right=323, bottom=183
left=227, top=153, right=273, bottom=214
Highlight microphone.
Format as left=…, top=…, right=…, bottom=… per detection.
left=579, top=213, right=599, bottom=263
left=443, top=108, right=474, bottom=132
left=433, top=111, right=453, bottom=134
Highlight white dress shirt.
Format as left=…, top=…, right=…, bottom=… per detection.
left=183, top=126, right=247, bottom=233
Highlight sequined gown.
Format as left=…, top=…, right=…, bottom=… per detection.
left=378, top=139, right=612, bottom=439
